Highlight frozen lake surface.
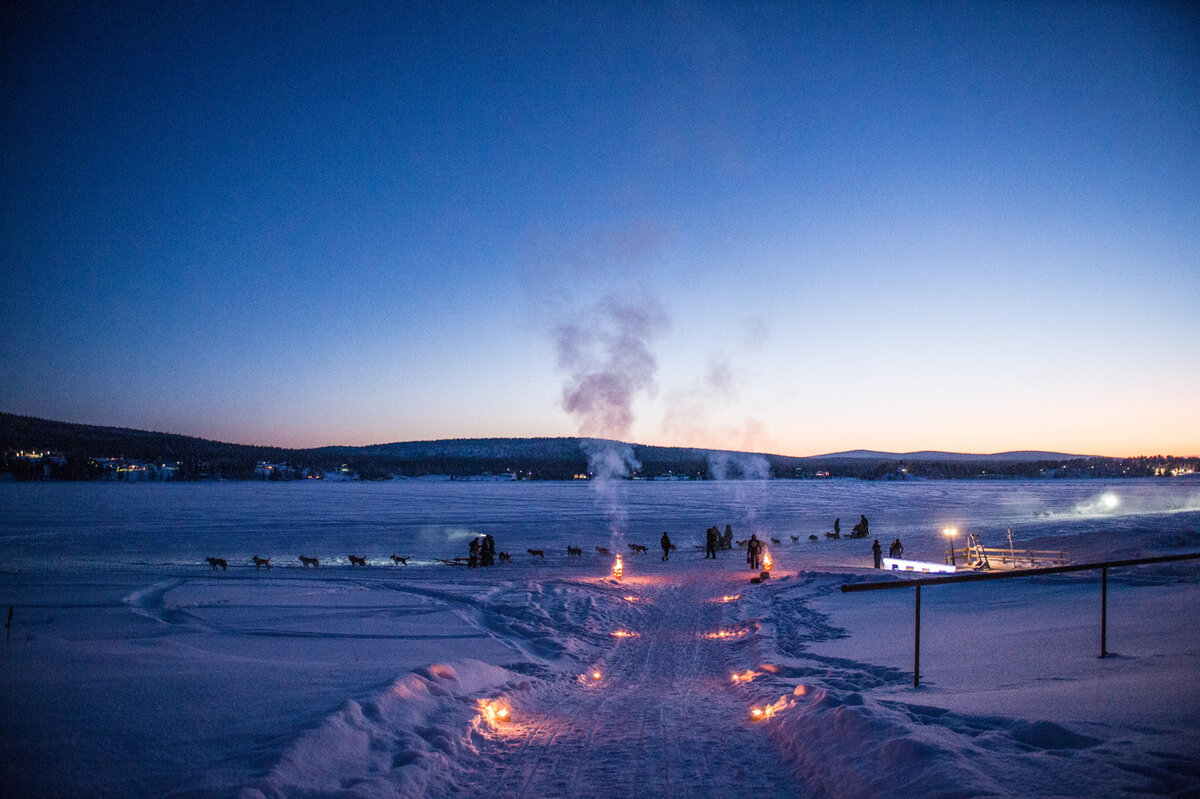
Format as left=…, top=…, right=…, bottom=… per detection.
left=0, top=479, right=1197, bottom=797
left=2, top=477, right=1198, bottom=571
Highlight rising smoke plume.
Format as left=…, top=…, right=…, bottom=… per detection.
left=555, top=295, right=667, bottom=443
left=554, top=294, right=668, bottom=543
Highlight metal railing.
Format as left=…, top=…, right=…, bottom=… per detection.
left=841, top=551, right=1200, bottom=687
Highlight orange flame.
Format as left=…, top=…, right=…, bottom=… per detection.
left=703, top=628, right=748, bottom=640
left=592, top=670, right=602, bottom=680
left=749, top=692, right=794, bottom=721
left=731, top=669, right=760, bottom=683
left=612, top=554, right=623, bottom=581
left=479, top=699, right=512, bottom=726
left=713, top=594, right=741, bottom=603
left=610, top=630, right=637, bottom=638
left=763, top=551, right=772, bottom=572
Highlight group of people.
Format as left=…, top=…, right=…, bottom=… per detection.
left=468, top=534, right=497, bottom=567
left=831, top=515, right=870, bottom=538
left=704, top=524, right=734, bottom=558
left=871, top=537, right=905, bottom=568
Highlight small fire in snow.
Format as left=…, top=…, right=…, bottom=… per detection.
left=713, top=594, right=741, bottom=603
left=731, top=669, right=760, bottom=683
left=763, top=551, right=772, bottom=573
left=612, top=554, right=623, bottom=581
left=703, top=628, right=748, bottom=640
left=479, top=699, right=512, bottom=726
left=623, top=595, right=640, bottom=602
left=592, top=670, right=603, bottom=680
left=749, top=685, right=808, bottom=721
left=610, top=630, right=638, bottom=638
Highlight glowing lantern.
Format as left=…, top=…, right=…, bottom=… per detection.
left=592, top=670, right=602, bottom=681
left=612, top=554, right=623, bottom=581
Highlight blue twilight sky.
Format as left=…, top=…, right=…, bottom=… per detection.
left=2, top=1, right=1198, bottom=456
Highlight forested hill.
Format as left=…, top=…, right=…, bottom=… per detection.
left=2, top=411, right=1195, bottom=481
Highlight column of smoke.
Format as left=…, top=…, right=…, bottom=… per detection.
left=708, top=452, right=771, bottom=534
left=556, top=296, right=666, bottom=548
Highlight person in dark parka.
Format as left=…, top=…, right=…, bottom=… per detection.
left=661, top=531, right=672, bottom=561
left=705, top=526, right=718, bottom=559
left=872, top=539, right=882, bottom=568
left=747, top=535, right=763, bottom=570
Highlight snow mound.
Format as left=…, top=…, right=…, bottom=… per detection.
left=236, top=659, right=525, bottom=799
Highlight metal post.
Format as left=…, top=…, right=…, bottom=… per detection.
left=1100, top=567, right=1107, bottom=659
left=914, top=585, right=921, bottom=687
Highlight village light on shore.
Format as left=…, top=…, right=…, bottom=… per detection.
left=944, top=528, right=958, bottom=565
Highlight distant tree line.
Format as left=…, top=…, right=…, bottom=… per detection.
left=2, top=412, right=1197, bottom=482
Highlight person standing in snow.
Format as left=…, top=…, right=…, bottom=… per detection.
left=747, top=535, right=763, bottom=570
left=723, top=524, right=734, bottom=550
left=705, top=526, right=718, bottom=559
left=872, top=539, right=882, bottom=568
left=661, top=532, right=672, bottom=561
left=468, top=537, right=480, bottom=568
left=482, top=534, right=495, bottom=567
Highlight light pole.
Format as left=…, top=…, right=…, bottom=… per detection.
left=944, top=527, right=958, bottom=565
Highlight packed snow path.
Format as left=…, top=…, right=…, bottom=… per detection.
left=453, top=571, right=806, bottom=799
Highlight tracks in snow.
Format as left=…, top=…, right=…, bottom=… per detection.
left=451, top=574, right=808, bottom=799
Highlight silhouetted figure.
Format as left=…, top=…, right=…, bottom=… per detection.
left=889, top=538, right=903, bottom=559
left=661, top=532, right=672, bottom=561
left=872, top=539, right=882, bottom=568
left=850, top=515, right=869, bottom=538
left=723, top=524, right=734, bottom=550
left=834, top=518, right=841, bottom=537
left=747, top=535, right=763, bottom=570
left=860, top=515, right=869, bottom=536
left=468, top=537, right=480, bottom=568
left=705, top=527, right=718, bottom=559
left=482, top=534, right=495, bottom=567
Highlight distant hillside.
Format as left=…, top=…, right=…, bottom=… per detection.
left=3, top=411, right=1195, bottom=481
left=314, top=436, right=805, bottom=480
left=814, top=449, right=1091, bottom=462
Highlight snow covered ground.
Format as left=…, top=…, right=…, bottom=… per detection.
left=0, top=479, right=1198, bottom=797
